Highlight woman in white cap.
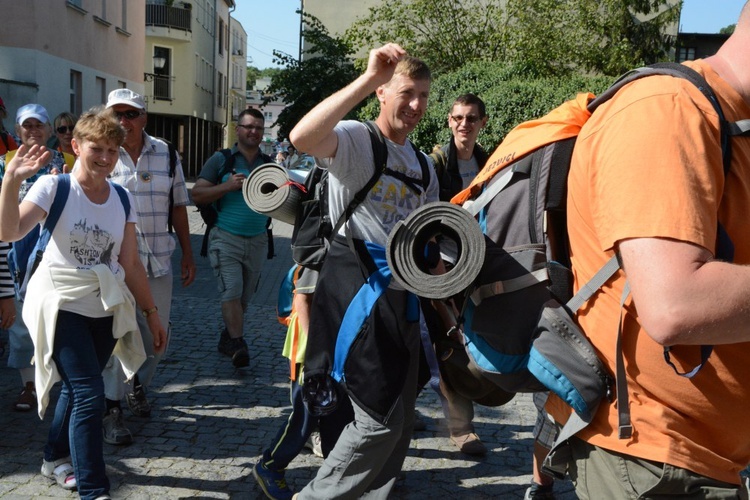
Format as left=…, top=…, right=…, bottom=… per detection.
left=0, top=103, right=76, bottom=415
left=0, top=107, right=166, bottom=500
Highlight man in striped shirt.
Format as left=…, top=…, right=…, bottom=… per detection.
left=101, top=89, right=196, bottom=445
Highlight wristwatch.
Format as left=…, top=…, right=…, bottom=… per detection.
left=142, top=306, right=158, bottom=318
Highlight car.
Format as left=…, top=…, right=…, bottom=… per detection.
left=287, top=154, right=316, bottom=183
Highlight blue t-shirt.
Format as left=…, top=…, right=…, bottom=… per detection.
left=199, top=147, right=269, bottom=237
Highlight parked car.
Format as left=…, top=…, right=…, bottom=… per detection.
left=287, top=154, right=316, bottom=183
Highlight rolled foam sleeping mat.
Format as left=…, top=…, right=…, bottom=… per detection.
left=242, top=163, right=304, bottom=225
left=386, top=201, right=485, bottom=299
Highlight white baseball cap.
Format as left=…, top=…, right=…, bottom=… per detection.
left=16, top=103, right=50, bottom=125
left=106, top=89, right=146, bottom=110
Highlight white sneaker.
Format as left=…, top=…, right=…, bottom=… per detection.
left=304, top=431, right=323, bottom=458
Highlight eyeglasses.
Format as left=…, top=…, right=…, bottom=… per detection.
left=450, top=114, right=481, bottom=124
left=237, top=124, right=264, bottom=132
left=56, top=125, right=75, bottom=134
left=114, top=110, right=144, bottom=120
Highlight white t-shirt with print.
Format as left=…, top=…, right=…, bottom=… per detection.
left=23, top=174, right=137, bottom=317
left=320, top=120, right=439, bottom=246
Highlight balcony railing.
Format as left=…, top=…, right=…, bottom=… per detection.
left=152, top=75, right=174, bottom=101
left=146, top=4, right=192, bottom=33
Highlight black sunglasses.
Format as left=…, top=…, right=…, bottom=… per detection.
left=114, top=110, right=144, bottom=120
left=56, top=126, right=75, bottom=134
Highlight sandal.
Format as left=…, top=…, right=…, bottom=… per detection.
left=41, top=457, right=77, bottom=491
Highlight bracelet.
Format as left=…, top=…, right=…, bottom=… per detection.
left=141, top=306, right=158, bottom=318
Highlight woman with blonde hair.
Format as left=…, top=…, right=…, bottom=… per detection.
left=0, top=106, right=166, bottom=500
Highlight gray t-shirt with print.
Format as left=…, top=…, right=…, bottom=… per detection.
left=317, top=120, right=439, bottom=247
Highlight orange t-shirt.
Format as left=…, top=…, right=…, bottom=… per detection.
left=547, top=60, right=750, bottom=485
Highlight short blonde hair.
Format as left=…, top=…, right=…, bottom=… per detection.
left=393, top=56, right=431, bottom=82
left=73, top=106, right=125, bottom=146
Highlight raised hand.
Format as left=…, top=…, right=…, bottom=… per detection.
left=365, top=43, right=407, bottom=87
left=5, top=144, right=52, bottom=182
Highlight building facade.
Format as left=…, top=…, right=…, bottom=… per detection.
left=0, top=0, right=145, bottom=124
left=145, top=0, right=243, bottom=178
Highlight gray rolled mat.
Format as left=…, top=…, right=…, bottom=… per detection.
left=242, top=163, right=303, bottom=225
left=386, top=201, right=485, bottom=299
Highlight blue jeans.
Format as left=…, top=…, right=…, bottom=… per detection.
left=45, top=310, right=117, bottom=500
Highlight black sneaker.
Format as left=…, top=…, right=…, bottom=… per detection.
left=219, top=336, right=249, bottom=368
left=126, top=386, right=152, bottom=418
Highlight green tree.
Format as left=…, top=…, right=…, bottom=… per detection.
left=246, top=66, right=261, bottom=90
left=345, top=0, right=681, bottom=76
left=720, top=24, right=736, bottom=35
left=264, top=12, right=358, bottom=141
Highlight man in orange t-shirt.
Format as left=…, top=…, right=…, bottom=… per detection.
left=546, top=3, right=750, bottom=496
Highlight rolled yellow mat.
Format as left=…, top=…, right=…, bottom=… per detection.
left=242, top=163, right=304, bottom=225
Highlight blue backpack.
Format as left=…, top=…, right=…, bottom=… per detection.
left=8, top=174, right=131, bottom=298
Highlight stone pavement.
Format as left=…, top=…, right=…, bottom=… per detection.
left=0, top=199, right=577, bottom=499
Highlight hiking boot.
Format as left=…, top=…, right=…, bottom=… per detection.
left=125, top=386, right=152, bottom=418
left=304, top=431, right=323, bottom=458
left=102, top=407, right=133, bottom=445
left=450, top=432, right=487, bottom=456
left=252, top=461, right=294, bottom=500
left=217, top=327, right=230, bottom=352
left=218, top=335, right=249, bottom=368
left=524, top=483, right=556, bottom=500
left=412, top=409, right=427, bottom=431
left=14, top=381, right=36, bottom=412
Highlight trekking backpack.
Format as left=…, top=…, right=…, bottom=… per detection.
left=196, top=149, right=275, bottom=258
left=8, top=175, right=131, bottom=298
left=290, top=121, right=430, bottom=271
left=447, top=62, right=749, bottom=476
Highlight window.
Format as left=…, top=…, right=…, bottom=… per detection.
left=153, top=46, right=172, bottom=100
left=96, top=77, right=106, bottom=105
left=678, top=47, right=696, bottom=62
left=219, top=18, right=225, bottom=55
left=70, top=70, right=82, bottom=115
left=121, top=0, right=127, bottom=31
left=217, top=72, right=225, bottom=107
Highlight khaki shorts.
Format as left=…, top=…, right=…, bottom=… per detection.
left=208, top=226, right=266, bottom=303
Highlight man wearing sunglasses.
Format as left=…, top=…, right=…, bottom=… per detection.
left=101, top=89, right=196, bottom=445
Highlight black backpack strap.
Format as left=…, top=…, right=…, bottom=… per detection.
left=166, top=141, right=177, bottom=233
left=329, top=121, right=387, bottom=235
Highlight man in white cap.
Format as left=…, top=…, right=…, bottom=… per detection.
left=0, top=103, right=74, bottom=413
left=100, top=89, right=196, bottom=445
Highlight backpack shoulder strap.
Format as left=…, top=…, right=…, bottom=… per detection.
left=330, top=121, right=388, bottom=235
left=217, top=148, right=234, bottom=179
left=0, top=131, right=9, bottom=153
left=166, top=140, right=177, bottom=233
left=590, top=62, right=732, bottom=176
left=409, top=141, right=430, bottom=191
left=37, top=174, right=72, bottom=251
left=167, top=141, right=177, bottom=178
left=111, top=182, right=132, bottom=219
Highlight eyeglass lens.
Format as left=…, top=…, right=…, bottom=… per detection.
left=115, top=110, right=143, bottom=120
left=238, top=124, right=264, bottom=131
left=57, top=126, right=74, bottom=134
left=451, top=114, right=480, bottom=124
